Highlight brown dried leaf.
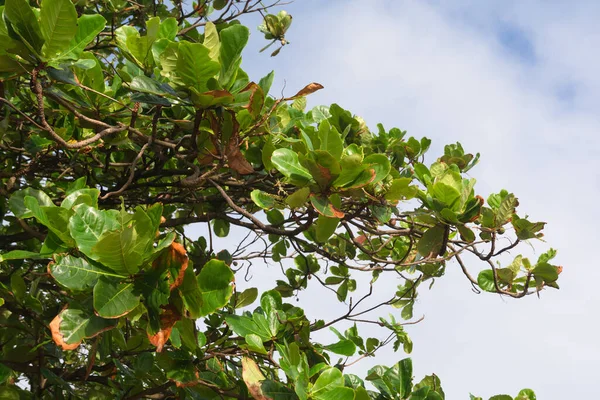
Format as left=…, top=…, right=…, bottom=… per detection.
left=242, top=357, right=268, bottom=400
left=285, top=82, right=324, bottom=100
left=148, top=306, right=181, bottom=352
left=227, top=146, right=254, bottom=175
left=169, top=242, right=188, bottom=291
left=49, top=313, right=80, bottom=351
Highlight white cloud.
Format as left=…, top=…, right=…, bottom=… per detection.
left=202, top=0, right=600, bottom=397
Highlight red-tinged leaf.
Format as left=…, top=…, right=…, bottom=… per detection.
left=148, top=306, right=181, bottom=352
left=49, top=312, right=80, bottom=351
left=355, top=235, right=367, bottom=245
left=241, top=82, right=265, bottom=118
left=310, top=195, right=345, bottom=218
left=285, top=82, right=324, bottom=100
left=152, top=242, right=189, bottom=291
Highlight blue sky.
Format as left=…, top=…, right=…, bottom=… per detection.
left=193, top=1, right=600, bottom=398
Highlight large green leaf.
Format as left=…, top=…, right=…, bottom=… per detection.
left=175, top=41, right=220, bottom=93
left=416, top=224, right=446, bottom=258
left=234, top=287, right=259, bottom=308
left=204, top=21, right=220, bottom=61
left=197, top=259, right=234, bottom=316
left=55, top=14, right=106, bottom=60
left=271, top=149, right=313, bottom=186
left=40, top=0, right=77, bottom=58
left=315, top=216, right=339, bottom=243
left=24, top=196, right=74, bottom=246
left=91, top=208, right=154, bottom=275
left=225, top=315, right=271, bottom=341
left=4, top=0, right=44, bottom=54
left=384, top=358, right=413, bottom=399
left=323, top=339, right=356, bottom=356
left=219, top=24, right=249, bottom=88
left=49, top=254, right=125, bottom=291
left=178, top=266, right=203, bottom=319
left=130, top=75, right=177, bottom=97
left=0, top=250, right=51, bottom=262
left=477, top=270, right=496, bottom=292
left=58, top=307, right=117, bottom=344
left=8, top=188, right=54, bottom=218
left=93, top=277, right=140, bottom=318
left=312, top=368, right=345, bottom=397
left=60, top=188, right=99, bottom=210
left=68, top=204, right=120, bottom=258
left=318, top=121, right=343, bottom=160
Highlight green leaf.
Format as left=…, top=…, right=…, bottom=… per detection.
left=286, top=187, right=310, bottom=208
left=417, top=224, right=446, bottom=257
left=197, top=259, right=234, bottom=316
left=93, top=277, right=140, bottom=318
left=5, top=0, right=44, bottom=54
left=157, top=17, right=178, bottom=40
left=532, top=263, right=558, bottom=283
left=315, top=387, right=355, bottom=400
left=364, top=154, right=391, bottom=185
left=272, top=149, right=313, bottom=186
left=10, top=273, right=26, bottom=300
left=310, top=195, right=344, bottom=218
left=204, top=21, right=220, bottom=61
left=246, top=333, right=268, bottom=354
left=176, top=41, right=220, bottom=92
left=0, top=250, right=50, bottom=262
left=91, top=208, right=154, bottom=275
left=219, top=24, right=249, bottom=88
left=251, top=189, right=276, bottom=209
left=213, top=219, right=230, bottom=237
left=225, top=315, right=270, bottom=340
left=49, top=254, right=125, bottom=291
left=68, top=204, right=120, bottom=258
left=130, top=75, right=177, bottom=97
left=266, top=209, right=285, bottom=225
left=60, top=188, right=99, bottom=210
left=261, top=379, right=298, bottom=400
left=9, top=188, right=54, bottom=218
left=323, top=339, right=356, bottom=356
left=178, top=266, right=203, bottom=318
left=385, top=178, right=417, bottom=201
left=24, top=196, right=74, bottom=246
left=59, top=307, right=117, bottom=344
left=318, top=121, right=343, bottom=160
left=315, top=216, right=339, bottom=243
left=56, top=14, right=106, bottom=60
left=489, top=396, right=513, bottom=400
left=235, top=288, right=258, bottom=308
left=477, top=270, right=496, bottom=292
left=515, top=389, right=536, bottom=400
left=312, top=367, right=344, bottom=396
left=384, top=358, right=413, bottom=398
left=40, top=0, right=77, bottom=58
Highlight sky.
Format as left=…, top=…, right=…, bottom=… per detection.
left=194, top=1, right=600, bottom=398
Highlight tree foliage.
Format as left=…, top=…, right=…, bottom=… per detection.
left=0, top=0, right=559, bottom=399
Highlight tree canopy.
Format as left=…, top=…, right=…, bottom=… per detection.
left=0, top=1, right=560, bottom=399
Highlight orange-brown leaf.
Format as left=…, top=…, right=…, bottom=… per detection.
left=286, top=82, right=324, bottom=100
left=169, top=242, right=188, bottom=291
left=49, top=313, right=80, bottom=351
left=148, top=306, right=181, bottom=352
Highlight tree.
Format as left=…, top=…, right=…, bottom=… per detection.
left=0, top=0, right=559, bottom=399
